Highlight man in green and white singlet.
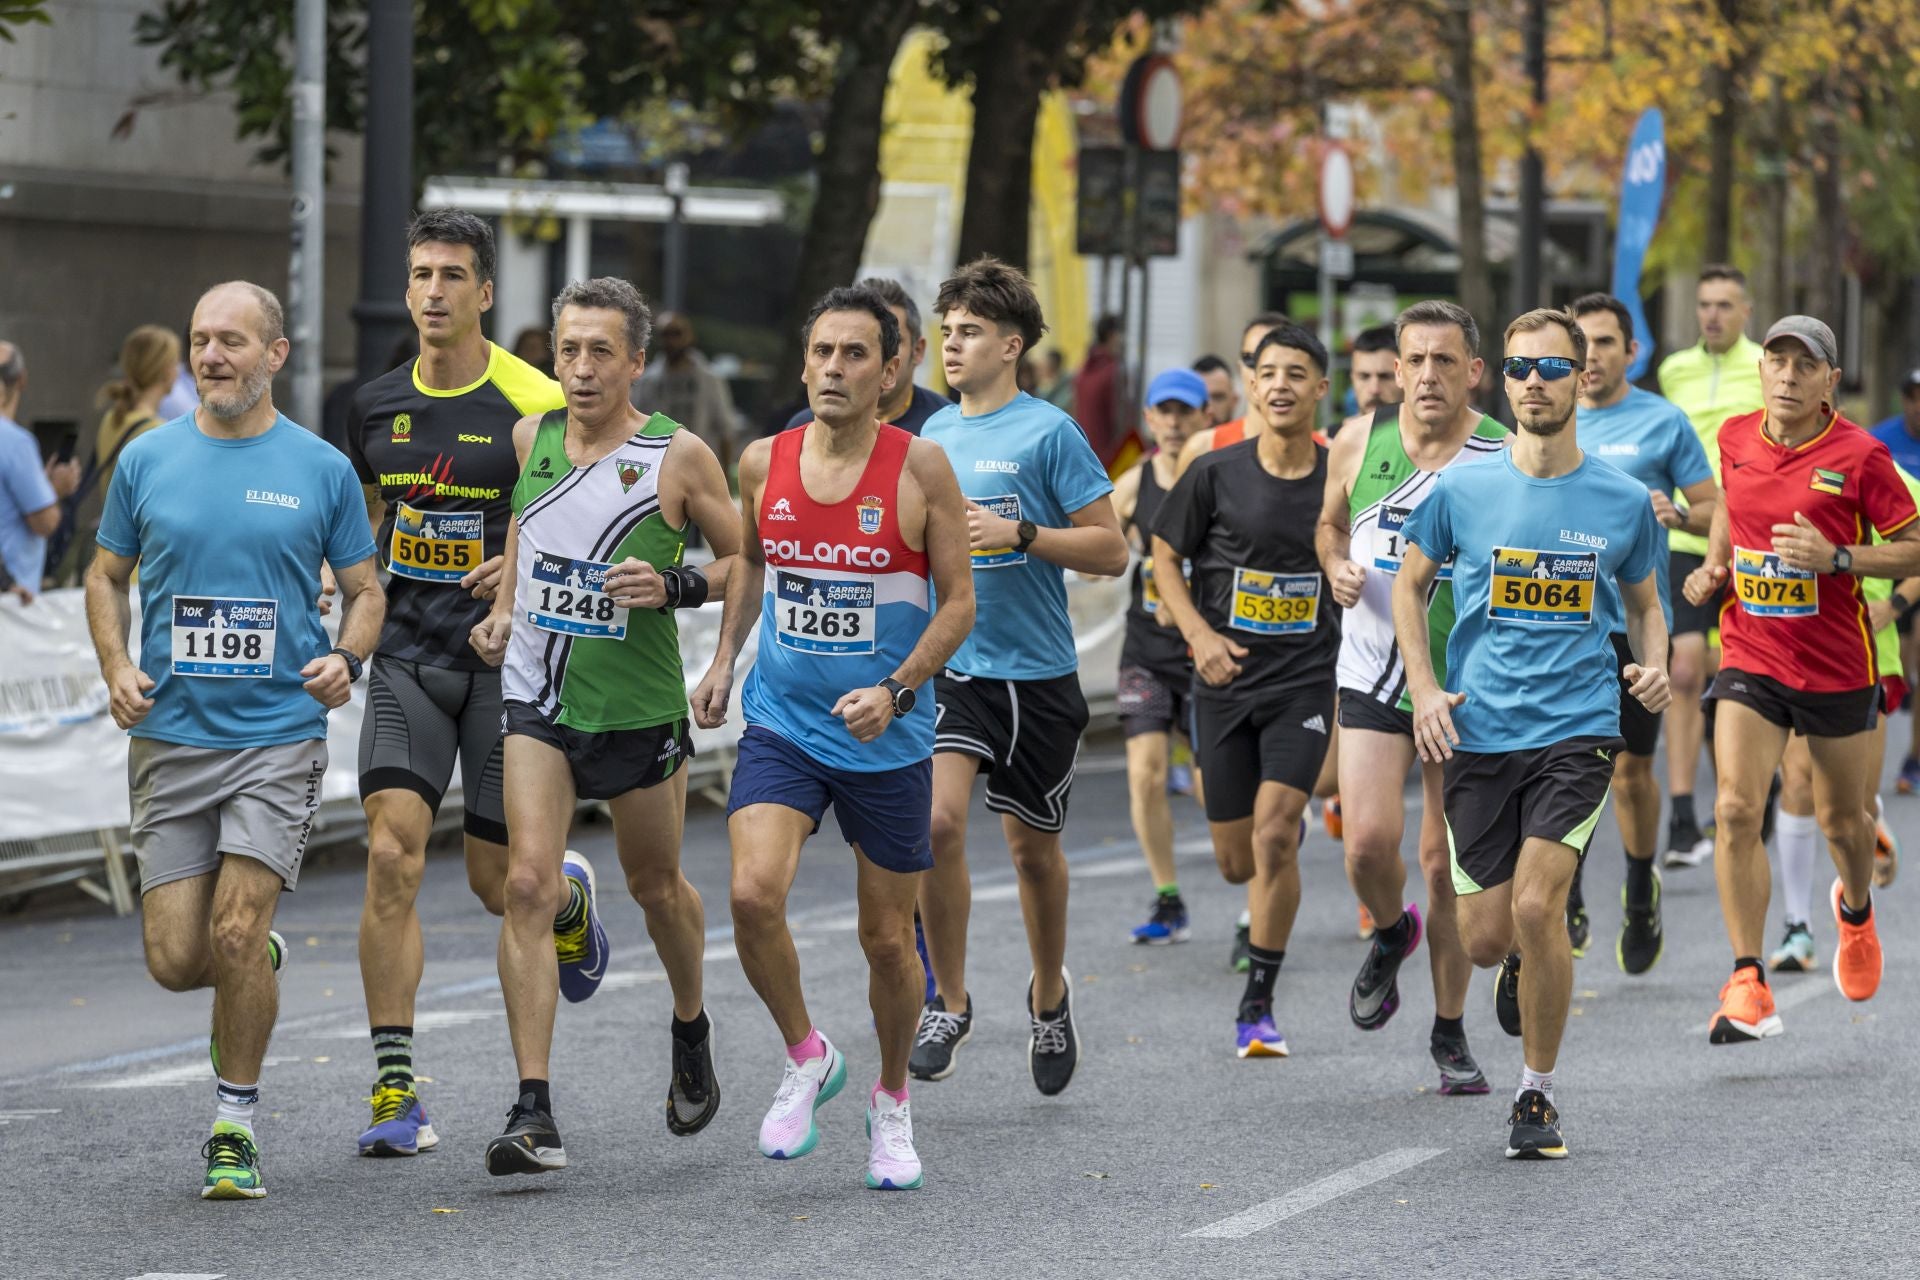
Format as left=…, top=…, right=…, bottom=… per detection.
left=1315, top=299, right=1506, bottom=1095
left=469, top=278, right=742, bottom=1177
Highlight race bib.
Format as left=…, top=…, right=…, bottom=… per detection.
left=1140, top=555, right=1192, bottom=616
left=1374, top=505, right=1453, bottom=580
left=1229, top=568, right=1320, bottom=635
left=390, top=503, right=483, bottom=582
left=773, top=569, right=876, bottom=655
left=1488, top=547, right=1597, bottom=626
left=971, top=494, right=1026, bottom=568
left=172, top=596, right=277, bottom=678
left=526, top=553, right=627, bottom=639
left=1734, top=546, right=1817, bottom=618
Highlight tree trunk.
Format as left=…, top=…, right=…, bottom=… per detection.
left=1437, top=0, right=1495, bottom=362
left=1703, top=0, right=1746, bottom=264
left=1805, top=83, right=1847, bottom=340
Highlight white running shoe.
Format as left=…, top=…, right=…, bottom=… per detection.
left=864, top=1091, right=924, bottom=1190
left=757, top=1036, right=846, bottom=1160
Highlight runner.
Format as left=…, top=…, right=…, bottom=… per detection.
left=1657, top=265, right=1766, bottom=868
left=1113, top=368, right=1210, bottom=945
left=1682, top=316, right=1920, bottom=1042
left=783, top=278, right=950, bottom=436
left=341, top=209, right=575, bottom=1157
left=1318, top=299, right=1503, bottom=1092
left=1397, top=307, right=1669, bottom=1159
left=468, top=277, right=740, bottom=1173
left=1176, top=314, right=1286, bottom=474
left=1347, top=324, right=1399, bottom=417
left=910, top=256, right=1129, bottom=1093
left=1151, top=322, right=1338, bottom=1057
left=84, top=281, right=385, bottom=1198
left=1569, top=293, right=1719, bottom=971
left=691, top=285, right=973, bottom=1189
left=1192, top=354, right=1238, bottom=427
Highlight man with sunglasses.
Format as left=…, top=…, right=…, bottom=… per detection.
left=1317, top=299, right=1504, bottom=1096
left=1395, top=308, right=1669, bottom=1159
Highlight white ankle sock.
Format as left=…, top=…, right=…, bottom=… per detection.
left=1518, top=1065, right=1554, bottom=1103
left=215, top=1077, right=259, bottom=1134
left=1775, top=810, right=1818, bottom=926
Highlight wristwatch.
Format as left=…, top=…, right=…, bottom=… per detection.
left=1833, top=546, right=1853, bottom=574
left=879, top=677, right=916, bottom=716
left=329, top=646, right=364, bottom=683
left=1014, top=519, right=1040, bottom=553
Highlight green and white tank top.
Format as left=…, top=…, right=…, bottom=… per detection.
left=502, top=410, right=689, bottom=731
left=1336, top=406, right=1508, bottom=712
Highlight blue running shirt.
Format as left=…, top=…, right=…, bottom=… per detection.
left=1575, top=386, right=1711, bottom=627
left=1401, top=449, right=1664, bottom=753
left=95, top=414, right=379, bottom=749
left=920, top=392, right=1113, bottom=680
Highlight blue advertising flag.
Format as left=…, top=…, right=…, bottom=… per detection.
left=1612, top=109, right=1666, bottom=381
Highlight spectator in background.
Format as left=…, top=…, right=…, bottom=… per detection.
left=1871, top=369, right=1920, bottom=476
left=1017, top=358, right=1039, bottom=395
left=1192, top=353, right=1238, bottom=426
left=0, top=342, right=81, bottom=594
left=157, top=328, right=200, bottom=422
left=1040, top=349, right=1076, bottom=412
left=512, top=325, right=554, bottom=374
left=1075, top=313, right=1126, bottom=463
left=1348, top=325, right=1400, bottom=417
left=784, top=278, right=950, bottom=437
left=634, top=311, right=741, bottom=471
left=53, top=325, right=181, bottom=583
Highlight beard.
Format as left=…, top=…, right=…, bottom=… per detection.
left=202, top=360, right=274, bottom=420
left=1516, top=404, right=1574, bottom=437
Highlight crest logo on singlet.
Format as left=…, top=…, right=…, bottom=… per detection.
left=617, top=458, right=650, bottom=493
left=391, top=413, right=412, bottom=443
left=857, top=495, right=884, bottom=535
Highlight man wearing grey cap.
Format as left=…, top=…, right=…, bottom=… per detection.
left=1682, top=314, right=1920, bottom=1045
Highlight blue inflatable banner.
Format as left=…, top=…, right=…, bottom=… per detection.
left=1612, top=108, right=1666, bottom=381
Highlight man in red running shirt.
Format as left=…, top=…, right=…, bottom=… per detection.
left=1684, top=315, right=1920, bottom=1044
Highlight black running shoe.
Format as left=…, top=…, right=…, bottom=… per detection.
left=908, top=993, right=973, bottom=1082
left=1430, top=1032, right=1490, bottom=1095
left=1027, top=968, right=1079, bottom=1097
left=1665, top=811, right=1710, bottom=869
left=1567, top=904, right=1591, bottom=958
left=484, top=1092, right=566, bottom=1176
left=1349, top=903, right=1422, bottom=1031
left=1494, top=952, right=1522, bottom=1038
left=1617, top=874, right=1664, bottom=976
left=666, top=1013, right=720, bottom=1136
left=1230, top=920, right=1251, bottom=973
left=1505, top=1088, right=1567, bottom=1159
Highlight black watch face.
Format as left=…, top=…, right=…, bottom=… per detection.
left=893, top=684, right=916, bottom=714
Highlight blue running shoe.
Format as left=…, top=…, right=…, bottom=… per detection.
left=1168, top=763, right=1194, bottom=796
left=556, top=850, right=609, bottom=1003
left=1235, top=1004, right=1289, bottom=1058
left=359, top=1084, right=439, bottom=1157
left=914, top=914, right=934, bottom=1004
left=1130, top=893, right=1191, bottom=945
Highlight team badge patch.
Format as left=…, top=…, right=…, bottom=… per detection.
left=617, top=458, right=651, bottom=493
left=1810, top=467, right=1846, bottom=496
left=857, top=495, right=885, bottom=535
left=390, top=412, right=412, bottom=443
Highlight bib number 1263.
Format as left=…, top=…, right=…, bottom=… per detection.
left=774, top=570, right=876, bottom=655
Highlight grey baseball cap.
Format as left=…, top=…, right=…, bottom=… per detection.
left=1762, top=315, right=1838, bottom=366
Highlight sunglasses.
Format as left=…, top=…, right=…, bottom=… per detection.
left=1501, top=356, right=1578, bottom=382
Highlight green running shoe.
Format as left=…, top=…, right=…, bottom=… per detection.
left=201, top=1121, right=265, bottom=1199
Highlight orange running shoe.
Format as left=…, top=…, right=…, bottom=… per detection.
left=1874, top=819, right=1898, bottom=889
left=1357, top=903, right=1375, bottom=940
left=1324, top=796, right=1344, bottom=841
left=1831, top=878, right=1883, bottom=1002
left=1708, top=967, right=1782, bottom=1044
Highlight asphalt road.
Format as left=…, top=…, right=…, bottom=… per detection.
left=5, top=728, right=1918, bottom=1280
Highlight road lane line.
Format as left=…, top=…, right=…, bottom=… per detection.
left=1185, top=1148, right=1446, bottom=1239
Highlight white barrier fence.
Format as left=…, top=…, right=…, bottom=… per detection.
left=0, top=573, right=1131, bottom=911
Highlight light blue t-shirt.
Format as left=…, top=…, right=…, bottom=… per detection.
left=1871, top=418, right=1920, bottom=480
left=1575, top=386, right=1712, bottom=627
left=1402, top=449, right=1664, bottom=753
left=921, top=391, right=1114, bottom=679
left=0, top=413, right=57, bottom=588
left=95, top=413, right=378, bottom=749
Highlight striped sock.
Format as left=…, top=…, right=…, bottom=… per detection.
left=372, top=1026, right=414, bottom=1089
left=215, top=1077, right=260, bottom=1134
left=552, top=879, right=586, bottom=933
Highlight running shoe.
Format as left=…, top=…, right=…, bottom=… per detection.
left=485, top=1092, right=566, bottom=1175
left=555, top=850, right=609, bottom=1003
left=1875, top=817, right=1900, bottom=889
left=1028, top=968, right=1080, bottom=1097
left=1768, top=921, right=1816, bottom=972
left=758, top=1037, right=847, bottom=1160
left=201, top=1121, right=265, bottom=1199
left=1130, top=893, right=1191, bottom=945
left=1665, top=812, right=1712, bottom=869
left=1567, top=903, right=1591, bottom=958
left=1349, top=903, right=1423, bottom=1031
left=1505, top=1090, right=1567, bottom=1160
left=358, top=1084, right=438, bottom=1157
left=1234, top=1001, right=1288, bottom=1058
left=1357, top=903, right=1376, bottom=941
left=1617, top=873, right=1664, bottom=976
left=212, top=931, right=286, bottom=1076
left=1494, top=952, right=1522, bottom=1038
left=914, top=914, right=934, bottom=1004
left=1708, top=967, right=1782, bottom=1044
left=1230, top=916, right=1252, bottom=973
left=1831, top=878, right=1883, bottom=1002
left=666, top=1012, right=720, bottom=1136
left=1324, top=795, right=1344, bottom=840
left=1168, top=762, right=1194, bottom=796
left=908, top=994, right=973, bottom=1082
left=1431, top=1032, right=1489, bottom=1095
left=1899, top=755, right=1920, bottom=796
left=864, top=1092, right=924, bottom=1190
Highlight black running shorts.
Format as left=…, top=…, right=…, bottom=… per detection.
left=1337, top=686, right=1414, bottom=737
left=1442, top=736, right=1622, bottom=895
left=502, top=701, right=693, bottom=802
left=1706, top=667, right=1880, bottom=740
left=359, top=656, right=508, bottom=843
left=1611, top=632, right=1665, bottom=758
left=934, top=670, right=1089, bottom=834
left=1117, top=664, right=1192, bottom=740
left=1191, top=683, right=1334, bottom=823
left=1669, top=550, right=1719, bottom=637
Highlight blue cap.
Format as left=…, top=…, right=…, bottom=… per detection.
left=1145, top=368, right=1209, bottom=409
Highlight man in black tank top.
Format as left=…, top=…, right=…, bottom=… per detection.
left=1113, top=370, right=1211, bottom=947
left=1151, top=322, right=1340, bottom=1059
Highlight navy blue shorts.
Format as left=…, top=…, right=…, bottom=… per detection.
left=726, top=725, right=934, bottom=874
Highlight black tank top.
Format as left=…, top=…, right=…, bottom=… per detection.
left=1121, top=454, right=1193, bottom=680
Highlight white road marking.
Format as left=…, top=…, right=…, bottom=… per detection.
left=127, top=1273, right=225, bottom=1279
left=77, top=1055, right=299, bottom=1090
left=1186, top=1147, right=1446, bottom=1239
left=0, top=1107, right=60, bottom=1126
left=1694, top=977, right=1830, bottom=1035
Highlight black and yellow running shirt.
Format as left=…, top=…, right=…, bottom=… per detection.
left=345, top=343, right=565, bottom=670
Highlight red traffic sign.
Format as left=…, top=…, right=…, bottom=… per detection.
left=1319, top=143, right=1355, bottom=238
left=1119, top=53, right=1182, bottom=151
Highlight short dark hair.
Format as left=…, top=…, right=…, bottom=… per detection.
left=1241, top=312, right=1288, bottom=340
left=935, top=256, right=1048, bottom=355
left=857, top=276, right=922, bottom=346
left=1252, top=321, right=1330, bottom=375
left=551, top=277, right=653, bottom=356
left=1351, top=325, right=1396, bottom=356
left=1503, top=307, right=1588, bottom=365
left=1395, top=300, right=1480, bottom=357
left=1095, top=314, right=1123, bottom=343
left=0, top=342, right=21, bottom=387
left=1569, top=292, right=1634, bottom=344
left=1192, top=354, right=1232, bottom=377
left=1699, top=263, right=1747, bottom=288
left=803, top=285, right=902, bottom=363
left=408, top=208, right=496, bottom=283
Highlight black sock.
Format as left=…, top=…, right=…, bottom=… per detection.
left=1839, top=893, right=1873, bottom=926
left=1432, top=1014, right=1464, bottom=1041
left=552, top=879, right=586, bottom=932
left=1375, top=909, right=1415, bottom=951
left=671, top=1009, right=710, bottom=1045
left=1624, top=854, right=1655, bottom=906
left=371, top=1025, right=414, bottom=1089
left=518, top=1078, right=552, bottom=1113
left=1672, top=794, right=1695, bottom=827
left=1567, top=858, right=1586, bottom=910
left=1241, top=944, right=1284, bottom=1013
left=1733, top=956, right=1766, bottom=984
